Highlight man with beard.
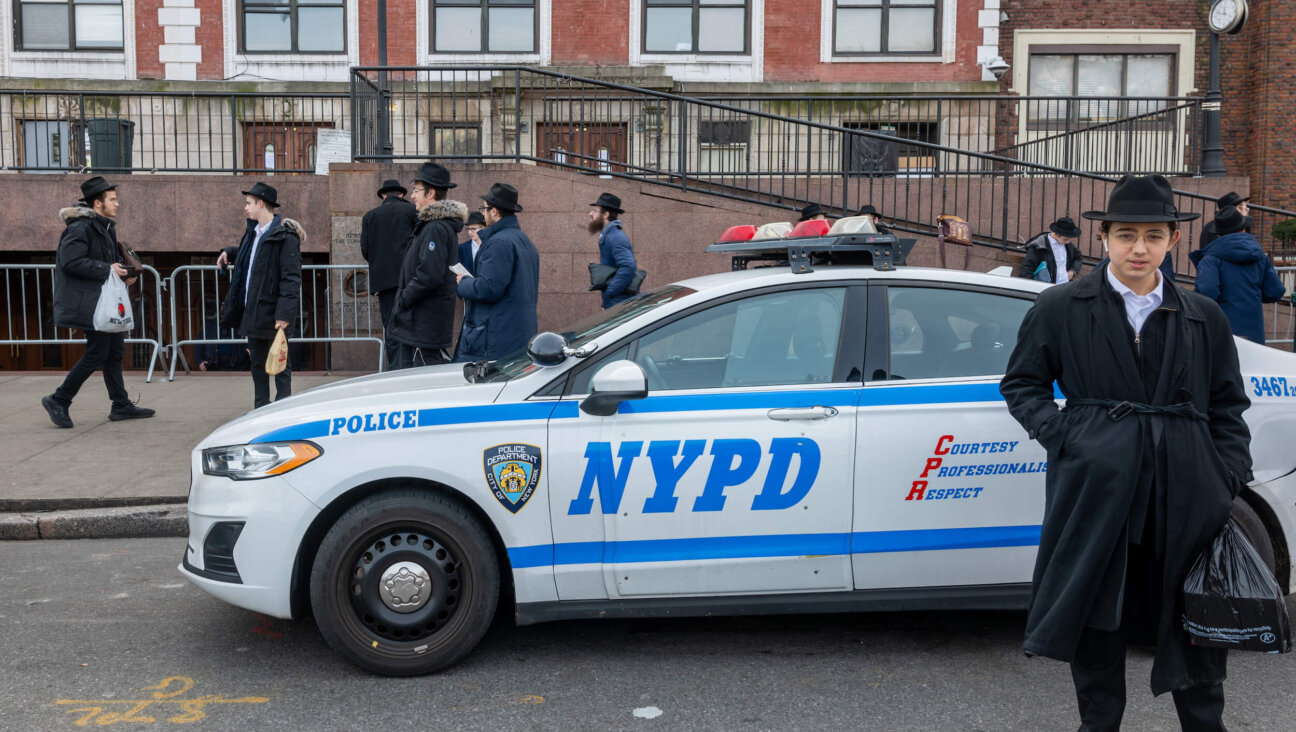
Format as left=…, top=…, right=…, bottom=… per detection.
left=388, top=163, right=463, bottom=368
left=588, top=193, right=638, bottom=309
left=455, top=183, right=539, bottom=362
left=1000, top=174, right=1253, bottom=731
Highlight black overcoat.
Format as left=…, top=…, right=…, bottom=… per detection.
left=220, top=216, right=304, bottom=340
left=360, top=195, right=418, bottom=294
left=1000, top=264, right=1252, bottom=695
left=389, top=200, right=464, bottom=351
left=53, top=206, right=121, bottom=331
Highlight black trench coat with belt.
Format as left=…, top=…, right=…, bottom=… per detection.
left=1000, top=263, right=1253, bottom=695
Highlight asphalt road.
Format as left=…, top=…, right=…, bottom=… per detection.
left=3, top=539, right=1295, bottom=731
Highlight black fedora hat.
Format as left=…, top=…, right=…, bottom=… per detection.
left=857, top=204, right=881, bottom=217
left=799, top=203, right=825, bottom=221
left=1216, top=191, right=1249, bottom=209
left=413, top=162, right=456, bottom=189
left=481, top=183, right=522, bottom=213
left=465, top=211, right=486, bottom=227
left=241, top=181, right=280, bottom=208
left=590, top=192, right=624, bottom=213
left=1048, top=216, right=1082, bottom=238
left=79, top=175, right=116, bottom=203
left=1214, top=205, right=1248, bottom=236
left=1081, top=175, right=1199, bottom=223
left=377, top=178, right=407, bottom=198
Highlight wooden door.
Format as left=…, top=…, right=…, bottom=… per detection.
left=536, top=123, right=628, bottom=174
left=242, top=123, right=331, bottom=175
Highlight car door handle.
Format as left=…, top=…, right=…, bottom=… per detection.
left=766, top=406, right=839, bottom=421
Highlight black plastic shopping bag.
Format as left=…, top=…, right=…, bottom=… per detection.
left=1183, top=519, right=1292, bottom=653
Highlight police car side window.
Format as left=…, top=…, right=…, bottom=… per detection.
left=885, top=287, right=1032, bottom=380
left=567, top=344, right=631, bottom=395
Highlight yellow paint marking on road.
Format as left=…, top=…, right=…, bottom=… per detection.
left=56, top=676, right=268, bottom=725
left=519, top=695, right=545, bottom=704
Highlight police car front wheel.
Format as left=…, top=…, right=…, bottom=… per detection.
left=309, top=489, right=500, bottom=676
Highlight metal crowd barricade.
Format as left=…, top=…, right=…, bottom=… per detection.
left=167, top=264, right=384, bottom=381
left=1, top=264, right=166, bottom=382
left=1271, top=266, right=1296, bottom=348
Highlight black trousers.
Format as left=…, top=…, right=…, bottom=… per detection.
left=1070, top=537, right=1227, bottom=732
left=247, top=336, right=292, bottom=409
left=53, top=330, right=130, bottom=408
left=392, top=342, right=451, bottom=370
left=377, top=289, right=400, bottom=370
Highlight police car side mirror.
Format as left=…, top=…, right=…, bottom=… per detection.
left=527, top=331, right=569, bottom=367
left=580, top=360, right=648, bottom=416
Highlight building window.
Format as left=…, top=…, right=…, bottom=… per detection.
left=833, top=0, right=938, bottom=55
left=431, top=0, right=537, bottom=54
left=1027, top=51, right=1175, bottom=124
left=242, top=0, right=346, bottom=53
left=697, top=119, right=749, bottom=174
left=430, top=124, right=482, bottom=157
left=843, top=123, right=938, bottom=177
left=16, top=0, right=124, bottom=51
left=644, top=0, right=748, bottom=54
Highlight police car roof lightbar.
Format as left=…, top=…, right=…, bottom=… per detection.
left=706, top=232, right=917, bottom=273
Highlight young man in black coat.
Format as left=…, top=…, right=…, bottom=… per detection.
left=388, top=163, right=463, bottom=368
left=1017, top=216, right=1084, bottom=284
left=1001, top=175, right=1253, bottom=731
left=360, top=179, right=417, bottom=367
left=42, top=176, right=155, bottom=427
left=216, top=182, right=303, bottom=408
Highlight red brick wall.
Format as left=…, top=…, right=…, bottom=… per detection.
left=135, top=0, right=224, bottom=80
left=552, top=0, right=630, bottom=64
left=359, top=0, right=418, bottom=66
left=196, top=0, right=225, bottom=80
left=764, top=0, right=984, bottom=83
left=135, top=0, right=164, bottom=79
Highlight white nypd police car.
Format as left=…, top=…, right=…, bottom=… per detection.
left=181, top=220, right=1296, bottom=676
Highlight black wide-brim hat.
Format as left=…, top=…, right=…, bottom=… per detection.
left=241, top=181, right=280, bottom=208
left=465, top=211, right=487, bottom=227
left=377, top=178, right=407, bottom=197
left=79, top=175, right=116, bottom=203
left=1081, top=174, right=1199, bottom=223
left=1217, top=191, right=1249, bottom=209
left=590, top=192, right=624, bottom=213
left=1214, top=205, right=1248, bottom=236
left=857, top=204, right=881, bottom=217
left=481, top=182, right=522, bottom=213
left=1048, top=216, right=1083, bottom=238
left=413, top=162, right=457, bottom=189
left=799, top=203, right=825, bottom=221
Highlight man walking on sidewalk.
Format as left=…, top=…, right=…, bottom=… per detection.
left=217, top=182, right=303, bottom=408
left=361, top=178, right=417, bottom=366
left=588, top=193, right=638, bottom=309
left=43, top=176, right=156, bottom=428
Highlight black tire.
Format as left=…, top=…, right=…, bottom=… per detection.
left=310, top=489, right=499, bottom=676
left=1230, top=496, right=1277, bottom=577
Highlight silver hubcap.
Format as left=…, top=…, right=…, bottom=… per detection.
left=379, top=561, right=432, bottom=613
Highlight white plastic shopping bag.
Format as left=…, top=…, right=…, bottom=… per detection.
left=93, top=271, right=134, bottom=333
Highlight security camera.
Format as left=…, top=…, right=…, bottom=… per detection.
left=985, top=56, right=1011, bottom=81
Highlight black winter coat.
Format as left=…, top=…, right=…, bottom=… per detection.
left=53, top=207, right=122, bottom=331
left=1000, top=264, right=1252, bottom=695
left=220, top=216, right=304, bottom=340
left=1017, top=232, right=1082, bottom=283
left=456, top=215, right=540, bottom=361
left=389, top=200, right=465, bottom=351
left=360, top=195, right=418, bottom=294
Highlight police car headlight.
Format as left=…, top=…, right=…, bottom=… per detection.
left=202, top=442, right=322, bottom=480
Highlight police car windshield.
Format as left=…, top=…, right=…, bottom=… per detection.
left=478, top=285, right=698, bottom=383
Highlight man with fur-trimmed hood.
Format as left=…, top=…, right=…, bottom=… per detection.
left=388, top=163, right=463, bottom=368
left=216, top=182, right=303, bottom=408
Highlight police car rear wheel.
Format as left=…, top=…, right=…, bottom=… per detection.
left=310, top=489, right=499, bottom=676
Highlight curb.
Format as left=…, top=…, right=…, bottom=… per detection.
left=0, top=504, right=188, bottom=541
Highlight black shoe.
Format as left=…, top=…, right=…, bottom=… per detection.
left=109, top=404, right=156, bottom=421
left=42, top=395, right=73, bottom=428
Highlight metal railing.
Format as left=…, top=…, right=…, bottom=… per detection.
left=166, top=264, right=383, bottom=381
left=1270, top=267, right=1296, bottom=348
left=349, top=66, right=1289, bottom=277
left=1, top=90, right=349, bottom=174
left=1, top=264, right=166, bottom=381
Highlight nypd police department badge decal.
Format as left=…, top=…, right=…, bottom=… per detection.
left=483, top=444, right=542, bottom=514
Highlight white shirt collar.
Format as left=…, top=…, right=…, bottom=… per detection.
left=1105, top=266, right=1163, bottom=302
left=1106, top=266, right=1164, bottom=333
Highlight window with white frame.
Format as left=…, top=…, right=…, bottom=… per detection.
left=242, top=0, right=346, bottom=53
left=16, top=0, right=123, bottom=51
left=1027, top=50, right=1175, bottom=125
left=644, top=0, right=748, bottom=54
left=431, top=0, right=537, bottom=54
left=697, top=119, right=749, bottom=174
left=833, top=0, right=938, bottom=55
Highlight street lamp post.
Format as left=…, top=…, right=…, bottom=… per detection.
left=1200, top=30, right=1226, bottom=176
left=376, top=0, right=394, bottom=157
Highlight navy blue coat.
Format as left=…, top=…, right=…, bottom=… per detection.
left=458, top=240, right=477, bottom=276
left=1190, top=232, right=1286, bottom=344
left=455, top=216, right=540, bottom=361
left=597, top=219, right=638, bottom=308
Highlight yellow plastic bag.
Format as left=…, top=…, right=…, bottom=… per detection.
left=266, top=327, right=289, bottom=375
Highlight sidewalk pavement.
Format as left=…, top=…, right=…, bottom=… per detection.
left=0, top=371, right=353, bottom=540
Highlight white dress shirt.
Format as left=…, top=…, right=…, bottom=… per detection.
left=1105, top=266, right=1164, bottom=335
left=1048, top=234, right=1070, bottom=284
left=244, top=219, right=271, bottom=306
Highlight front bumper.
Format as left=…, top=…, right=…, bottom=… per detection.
left=178, top=471, right=322, bottom=619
